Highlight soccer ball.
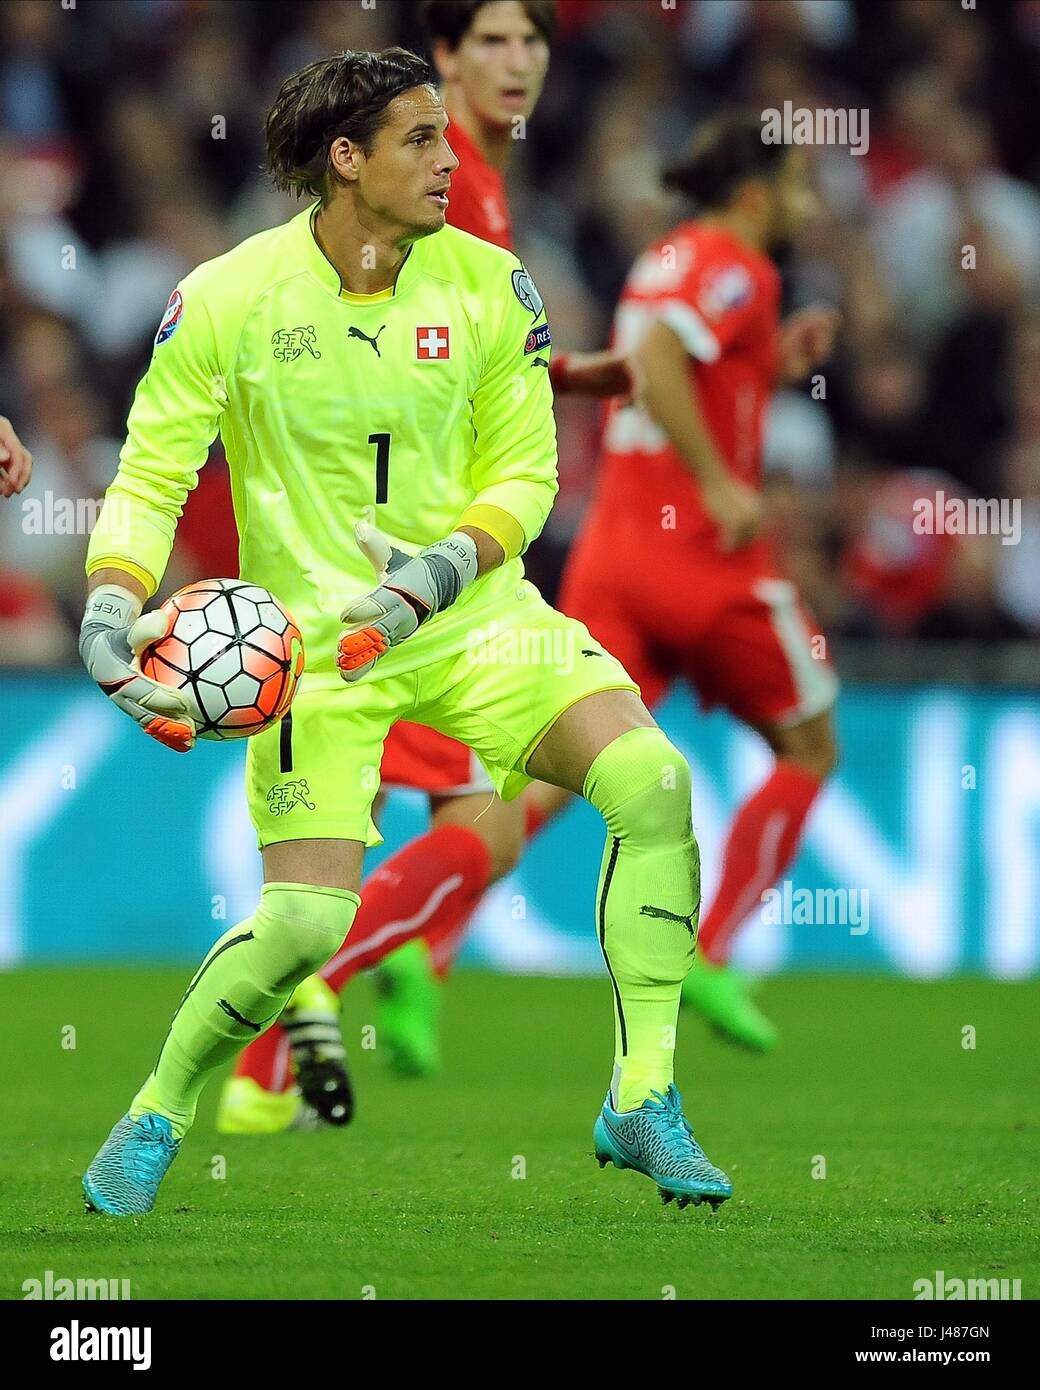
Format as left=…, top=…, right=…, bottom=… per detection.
left=140, top=578, right=304, bottom=740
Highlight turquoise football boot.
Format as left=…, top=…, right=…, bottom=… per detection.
left=82, top=1113, right=180, bottom=1215
left=593, top=1083, right=733, bottom=1209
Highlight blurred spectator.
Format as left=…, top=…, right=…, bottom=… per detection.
left=841, top=468, right=966, bottom=636
left=0, top=566, right=73, bottom=665
left=0, top=380, right=118, bottom=626
left=765, top=390, right=836, bottom=484
left=993, top=312, right=1040, bottom=633
left=872, top=103, right=1040, bottom=342
left=829, top=327, right=928, bottom=469
left=2, top=0, right=1039, bottom=666
left=917, top=531, right=1030, bottom=642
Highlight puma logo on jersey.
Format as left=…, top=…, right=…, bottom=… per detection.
left=640, top=903, right=698, bottom=937
left=348, top=325, right=386, bottom=357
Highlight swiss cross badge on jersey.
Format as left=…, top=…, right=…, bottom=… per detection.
left=416, top=326, right=450, bottom=360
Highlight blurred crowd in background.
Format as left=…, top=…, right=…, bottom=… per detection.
left=2, top=0, right=1040, bottom=667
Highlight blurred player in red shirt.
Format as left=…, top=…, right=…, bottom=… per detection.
left=538, top=114, right=841, bottom=1048
left=222, top=0, right=634, bottom=1132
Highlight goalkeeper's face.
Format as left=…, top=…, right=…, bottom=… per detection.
left=357, top=88, right=459, bottom=238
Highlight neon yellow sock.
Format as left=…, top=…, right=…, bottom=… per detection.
left=131, top=882, right=359, bottom=1138
left=584, top=727, right=700, bottom=1112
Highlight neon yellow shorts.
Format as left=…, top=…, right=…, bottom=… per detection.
left=245, top=587, right=639, bottom=848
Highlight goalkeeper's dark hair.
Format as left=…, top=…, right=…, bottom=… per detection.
left=265, top=47, right=434, bottom=203
left=662, top=113, right=789, bottom=209
left=419, top=0, right=557, bottom=50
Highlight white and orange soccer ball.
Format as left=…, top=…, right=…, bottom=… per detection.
left=140, top=579, right=304, bottom=740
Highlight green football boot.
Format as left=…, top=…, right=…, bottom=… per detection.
left=681, top=955, right=778, bottom=1052
left=372, top=938, right=441, bottom=1076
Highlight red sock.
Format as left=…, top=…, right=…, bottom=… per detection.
left=697, top=761, right=824, bottom=964
left=232, top=1014, right=294, bottom=1092
left=420, top=897, right=474, bottom=979
left=321, top=823, right=492, bottom=990
left=234, top=825, right=493, bottom=1093
left=421, top=795, right=555, bottom=977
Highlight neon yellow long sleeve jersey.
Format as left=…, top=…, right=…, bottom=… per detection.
left=86, top=203, right=558, bottom=686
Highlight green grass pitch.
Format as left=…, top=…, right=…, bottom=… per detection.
left=2, top=968, right=1037, bottom=1300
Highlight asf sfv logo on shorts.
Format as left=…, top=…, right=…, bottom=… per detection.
left=267, top=780, right=316, bottom=815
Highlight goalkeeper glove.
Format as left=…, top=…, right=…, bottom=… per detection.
left=80, top=585, right=202, bottom=752
left=337, top=523, right=478, bottom=682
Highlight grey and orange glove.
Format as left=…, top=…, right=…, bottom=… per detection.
left=79, top=585, right=202, bottom=751
left=337, top=523, right=478, bottom=682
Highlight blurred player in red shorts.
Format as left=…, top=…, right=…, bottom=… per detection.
left=219, top=0, right=633, bottom=1132
left=532, top=113, right=841, bottom=1049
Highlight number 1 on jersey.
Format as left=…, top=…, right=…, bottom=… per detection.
left=369, top=432, right=391, bottom=504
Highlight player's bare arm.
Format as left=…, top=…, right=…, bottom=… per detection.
left=0, top=415, right=33, bottom=497
left=86, top=566, right=149, bottom=602
left=549, top=349, right=635, bottom=399
left=633, top=317, right=763, bottom=551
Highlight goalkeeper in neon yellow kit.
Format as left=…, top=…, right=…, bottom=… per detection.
left=80, top=47, right=732, bottom=1215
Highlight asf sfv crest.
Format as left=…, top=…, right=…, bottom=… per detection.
left=273, top=326, right=322, bottom=361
